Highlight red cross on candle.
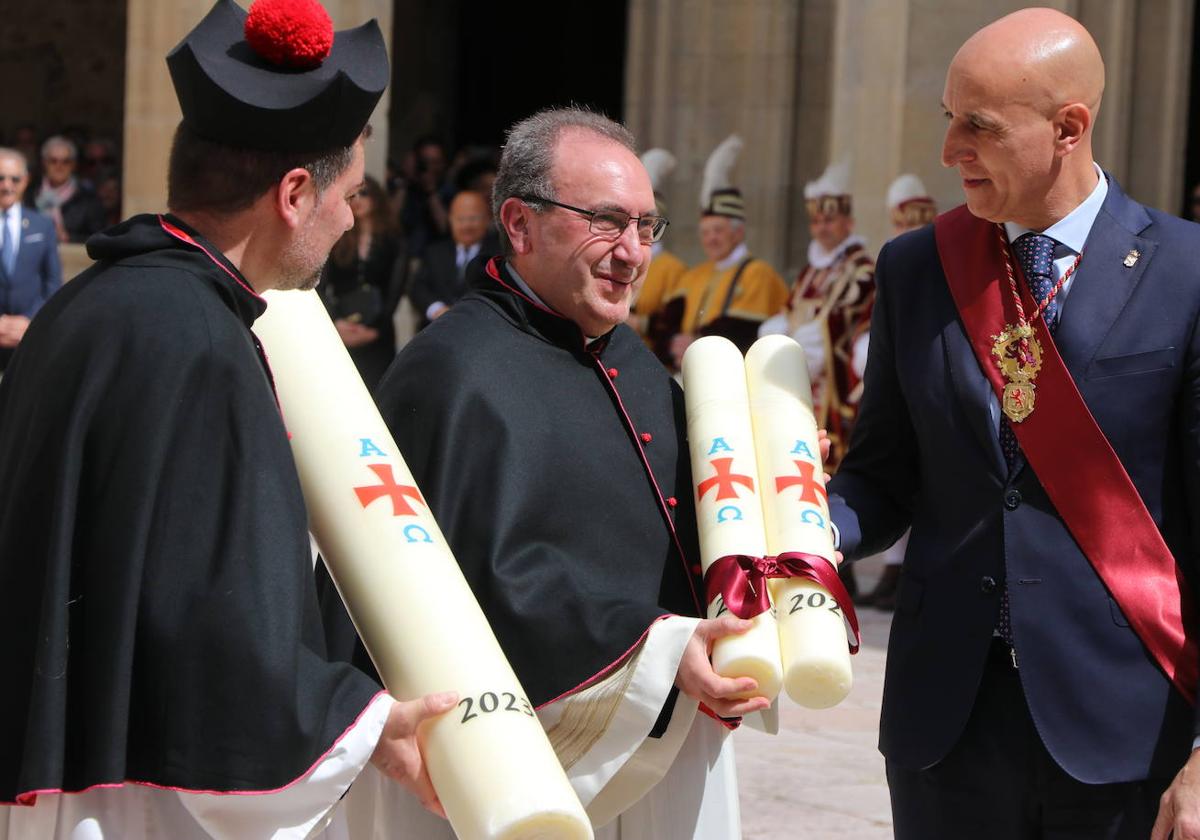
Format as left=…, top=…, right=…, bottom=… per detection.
left=354, top=463, right=425, bottom=516
left=697, top=457, right=755, bottom=501
left=775, top=460, right=828, bottom=506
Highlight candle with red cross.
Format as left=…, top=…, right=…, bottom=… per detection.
left=254, top=289, right=591, bottom=840
left=681, top=336, right=783, bottom=702
left=746, top=335, right=853, bottom=709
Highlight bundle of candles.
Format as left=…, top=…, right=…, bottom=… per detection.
left=681, top=335, right=860, bottom=710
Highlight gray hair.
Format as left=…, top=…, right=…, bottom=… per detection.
left=492, top=107, right=637, bottom=254
left=0, top=147, right=28, bottom=175
left=41, top=135, right=77, bottom=161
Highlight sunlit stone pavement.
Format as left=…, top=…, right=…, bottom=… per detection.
left=736, top=555, right=894, bottom=839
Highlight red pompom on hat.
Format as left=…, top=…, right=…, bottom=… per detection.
left=244, top=0, right=333, bottom=69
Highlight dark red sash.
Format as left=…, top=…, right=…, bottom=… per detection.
left=935, top=205, right=1197, bottom=705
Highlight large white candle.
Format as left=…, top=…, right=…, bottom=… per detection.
left=745, top=335, right=853, bottom=709
left=681, top=336, right=783, bottom=701
left=254, top=289, right=592, bottom=840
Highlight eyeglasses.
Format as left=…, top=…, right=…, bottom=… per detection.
left=520, top=195, right=668, bottom=243
left=0, top=174, right=24, bottom=183
left=43, top=156, right=73, bottom=165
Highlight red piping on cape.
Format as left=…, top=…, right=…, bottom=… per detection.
left=485, top=256, right=702, bottom=615
left=591, top=352, right=702, bottom=615
left=537, top=615, right=670, bottom=709
left=158, top=216, right=264, bottom=301
left=485, top=256, right=565, bottom=321
left=7, top=690, right=390, bottom=806
left=158, top=215, right=285, bottom=421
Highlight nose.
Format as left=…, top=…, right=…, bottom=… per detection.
left=612, top=219, right=645, bottom=265
left=941, top=122, right=970, bottom=169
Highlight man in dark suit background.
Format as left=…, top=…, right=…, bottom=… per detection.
left=827, top=9, right=1200, bottom=838
left=407, top=189, right=498, bottom=329
left=0, top=148, right=61, bottom=372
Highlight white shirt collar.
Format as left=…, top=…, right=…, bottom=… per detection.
left=504, top=263, right=549, bottom=309
left=807, top=233, right=866, bottom=270
left=1003, top=162, right=1108, bottom=254
left=715, top=242, right=749, bottom=271
left=506, top=262, right=607, bottom=345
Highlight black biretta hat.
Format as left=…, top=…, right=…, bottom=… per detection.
left=167, top=0, right=389, bottom=153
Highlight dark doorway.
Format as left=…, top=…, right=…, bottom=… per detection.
left=453, top=5, right=629, bottom=149
left=390, top=2, right=628, bottom=161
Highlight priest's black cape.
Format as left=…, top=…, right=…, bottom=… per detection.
left=319, top=257, right=703, bottom=708
left=0, top=214, right=380, bottom=805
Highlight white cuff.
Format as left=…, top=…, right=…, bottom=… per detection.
left=177, top=692, right=393, bottom=840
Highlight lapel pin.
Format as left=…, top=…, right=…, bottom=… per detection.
left=1123, top=249, right=1140, bottom=268
left=20, top=217, right=29, bottom=230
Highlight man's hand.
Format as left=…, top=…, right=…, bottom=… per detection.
left=370, top=692, right=458, bottom=818
left=675, top=616, right=772, bottom=718
left=817, top=429, right=844, bottom=564
left=669, top=333, right=695, bottom=367
left=1152, top=748, right=1200, bottom=839
left=334, top=318, right=380, bottom=348
left=0, top=315, right=29, bottom=348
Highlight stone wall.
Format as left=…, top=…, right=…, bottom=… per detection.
left=0, top=0, right=127, bottom=145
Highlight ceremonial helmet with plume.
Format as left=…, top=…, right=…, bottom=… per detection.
left=640, top=148, right=677, bottom=217
left=699, top=134, right=745, bottom=220
left=804, top=159, right=853, bottom=218
left=886, top=173, right=938, bottom=229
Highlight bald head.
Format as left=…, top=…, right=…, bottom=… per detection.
left=941, top=8, right=1105, bottom=228
left=954, top=8, right=1104, bottom=119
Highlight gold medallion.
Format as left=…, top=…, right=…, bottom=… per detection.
left=991, top=323, right=1042, bottom=423
left=991, top=323, right=1042, bottom=381
left=1002, top=380, right=1036, bottom=423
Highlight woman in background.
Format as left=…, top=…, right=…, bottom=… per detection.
left=322, top=175, right=407, bottom=389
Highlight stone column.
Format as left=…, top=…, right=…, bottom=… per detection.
left=121, top=0, right=394, bottom=218
left=625, top=0, right=828, bottom=274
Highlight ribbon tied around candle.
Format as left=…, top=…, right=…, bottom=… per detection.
left=703, top=551, right=861, bottom=653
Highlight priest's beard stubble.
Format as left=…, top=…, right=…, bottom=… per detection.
left=276, top=219, right=328, bottom=292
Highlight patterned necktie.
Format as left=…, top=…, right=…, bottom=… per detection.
left=997, top=233, right=1061, bottom=646
left=0, top=210, right=13, bottom=276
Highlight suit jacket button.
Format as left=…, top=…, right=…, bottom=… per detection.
left=980, top=575, right=997, bottom=594
left=1003, top=489, right=1022, bottom=510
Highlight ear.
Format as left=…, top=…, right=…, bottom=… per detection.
left=1054, top=103, right=1091, bottom=157
left=274, top=167, right=318, bottom=230
left=499, top=196, right=535, bottom=255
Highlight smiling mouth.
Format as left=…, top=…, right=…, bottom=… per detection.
left=598, top=274, right=636, bottom=287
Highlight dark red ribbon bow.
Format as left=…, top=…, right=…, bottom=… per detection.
left=703, top=551, right=861, bottom=653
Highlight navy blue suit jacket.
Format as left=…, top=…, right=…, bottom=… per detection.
left=1, top=208, right=62, bottom=319
left=829, top=175, right=1200, bottom=784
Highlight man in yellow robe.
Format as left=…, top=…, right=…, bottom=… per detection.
left=658, top=135, right=788, bottom=371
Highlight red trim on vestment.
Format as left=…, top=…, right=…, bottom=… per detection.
left=590, top=352, right=703, bottom=616
left=537, top=616, right=669, bottom=709
left=158, top=215, right=284, bottom=419
left=158, top=216, right=263, bottom=301
left=7, top=690, right=391, bottom=806
left=485, top=256, right=702, bottom=615
left=484, top=256, right=560, bottom=319
left=935, top=205, right=1198, bottom=704
left=698, top=703, right=741, bottom=731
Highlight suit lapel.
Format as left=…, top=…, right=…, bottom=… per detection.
left=1054, top=179, right=1154, bottom=377
left=943, top=314, right=1007, bottom=477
